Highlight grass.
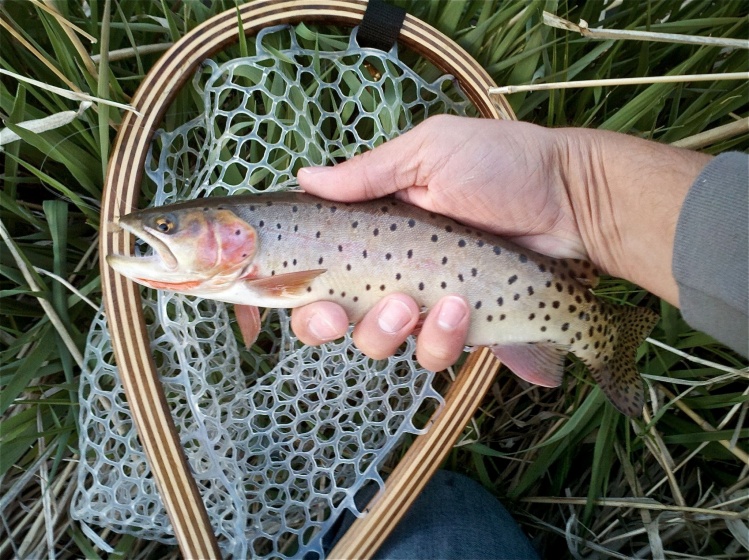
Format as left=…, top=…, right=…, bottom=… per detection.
left=1, top=0, right=748, bottom=558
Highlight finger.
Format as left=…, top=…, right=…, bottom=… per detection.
left=415, top=295, right=470, bottom=371
left=291, top=301, right=350, bottom=345
left=352, top=293, right=420, bottom=360
left=297, top=116, right=456, bottom=202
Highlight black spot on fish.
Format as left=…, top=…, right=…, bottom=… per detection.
left=276, top=223, right=281, bottom=229
left=475, top=301, right=482, bottom=309
left=568, top=305, right=577, bottom=313
left=513, top=293, right=520, bottom=301
left=441, top=281, right=447, bottom=289
left=458, top=274, right=464, bottom=282
left=555, top=282, right=563, bottom=292
left=352, top=221, right=358, bottom=228
left=330, top=206, right=337, bottom=213
left=235, top=229, right=241, bottom=235
left=294, top=225, right=298, bottom=232
left=363, top=250, right=368, bottom=258
left=381, top=205, right=389, bottom=213
left=544, top=314, right=551, bottom=321
left=499, top=314, right=506, bottom=321
left=373, top=228, right=379, bottom=236
left=407, top=249, right=413, bottom=259
left=390, top=224, right=397, bottom=231
left=386, top=253, right=392, bottom=260
left=283, top=261, right=288, bottom=267
left=380, top=285, right=386, bottom=291
left=477, top=240, right=485, bottom=247
left=353, top=296, right=359, bottom=302
left=519, top=254, right=528, bottom=263
left=493, top=246, right=501, bottom=255
left=293, top=259, right=297, bottom=265
left=292, top=205, right=298, bottom=212
left=458, top=240, right=466, bottom=248
left=318, top=257, right=324, bottom=265
left=338, top=245, right=343, bottom=252
left=508, top=275, right=518, bottom=285
left=584, top=292, right=593, bottom=303
left=249, top=205, right=255, bottom=211
left=241, top=253, right=247, bottom=258
left=497, top=297, right=504, bottom=306
left=445, top=225, right=453, bottom=233
left=431, top=234, right=438, bottom=242
left=315, top=231, right=320, bottom=238
left=487, top=315, right=493, bottom=321
left=442, top=256, right=448, bottom=265
left=277, top=234, right=282, bottom=241
left=561, top=323, right=569, bottom=332
left=315, top=203, right=322, bottom=210
left=567, top=285, right=575, bottom=295
left=304, top=286, right=311, bottom=293
left=546, top=281, right=552, bottom=288
left=471, top=268, right=478, bottom=277
left=341, top=292, right=346, bottom=298
left=575, top=295, right=583, bottom=304
left=366, top=284, right=371, bottom=290
left=528, top=313, right=535, bottom=320
left=419, top=282, right=425, bottom=291
left=540, top=326, right=547, bottom=332
left=271, top=270, right=275, bottom=276
left=259, top=220, right=265, bottom=227
left=328, top=289, right=334, bottom=295
left=408, top=219, right=415, bottom=228
left=576, top=332, right=582, bottom=340
left=395, top=273, right=401, bottom=280
left=527, top=286, right=534, bottom=296
left=266, top=201, right=273, bottom=206
left=538, top=263, right=546, bottom=272
left=552, top=301, right=560, bottom=309
left=346, top=264, right=351, bottom=271
left=538, top=302, right=546, bottom=308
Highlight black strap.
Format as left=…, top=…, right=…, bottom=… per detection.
left=357, top=0, right=406, bottom=52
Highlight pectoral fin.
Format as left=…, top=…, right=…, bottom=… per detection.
left=235, top=304, right=262, bottom=348
left=491, top=343, right=569, bottom=387
left=244, top=269, right=326, bottom=298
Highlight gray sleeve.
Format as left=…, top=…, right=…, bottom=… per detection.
left=672, top=152, right=748, bottom=357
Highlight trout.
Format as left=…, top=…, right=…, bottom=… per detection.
left=107, top=193, right=658, bottom=416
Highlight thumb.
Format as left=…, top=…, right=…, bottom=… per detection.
left=297, top=123, right=430, bottom=202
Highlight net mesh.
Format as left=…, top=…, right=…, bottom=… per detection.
left=73, top=25, right=475, bottom=558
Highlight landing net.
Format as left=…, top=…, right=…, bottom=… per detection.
left=73, top=25, right=474, bottom=558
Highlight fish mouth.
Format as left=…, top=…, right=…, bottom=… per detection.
left=106, top=218, right=180, bottom=282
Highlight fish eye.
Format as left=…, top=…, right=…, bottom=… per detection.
left=154, top=216, right=174, bottom=233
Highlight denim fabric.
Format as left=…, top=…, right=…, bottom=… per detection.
left=326, top=470, right=539, bottom=560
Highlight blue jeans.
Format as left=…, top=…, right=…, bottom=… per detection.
left=328, top=470, right=539, bottom=559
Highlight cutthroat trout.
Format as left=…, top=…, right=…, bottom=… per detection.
left=107, top=193, right=658, bottom=416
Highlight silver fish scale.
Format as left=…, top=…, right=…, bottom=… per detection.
left=236, top=194, right=604, bottom=354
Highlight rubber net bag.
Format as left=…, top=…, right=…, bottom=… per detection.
left=72, top=25, right=476, bottom=558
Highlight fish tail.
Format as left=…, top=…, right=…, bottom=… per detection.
left=580, top=303, right=659, bottom=417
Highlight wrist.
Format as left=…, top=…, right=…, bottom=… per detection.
left=552, top=128, right=712, bottom=305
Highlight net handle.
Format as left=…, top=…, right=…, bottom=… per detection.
left=99, top=1, right=515, bottom=558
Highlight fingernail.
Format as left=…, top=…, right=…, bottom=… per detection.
left=307, top=313, right=340, bottom=341
left=377, top=299, right=412, bottom=334
left=298, top=166, right=333, bottom=176
left=437, top=297, right=468, bottom=330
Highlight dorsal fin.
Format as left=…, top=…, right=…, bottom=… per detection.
left=560, top=258, right=600, bottom=288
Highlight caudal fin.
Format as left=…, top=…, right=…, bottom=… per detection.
left=585, top=304, right=659, bottom=417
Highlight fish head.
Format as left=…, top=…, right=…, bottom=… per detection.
left=107, top=204, right=257, bottom=292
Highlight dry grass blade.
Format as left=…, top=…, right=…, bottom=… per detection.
left=489, top=72, right=749, bottom=94
left=543, top=11, right=749, bottom=49
left=672, top=117, right=749, bottom=149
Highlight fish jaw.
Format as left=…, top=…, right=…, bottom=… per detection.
left=107, top=212, right=217, bottom=291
